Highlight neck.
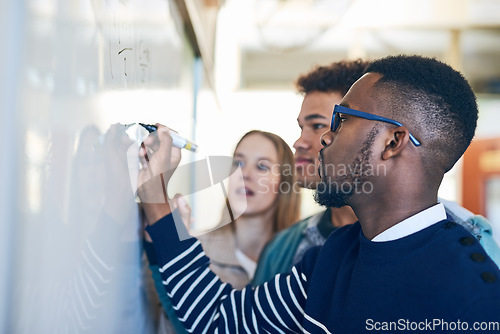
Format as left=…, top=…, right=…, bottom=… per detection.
left=347, top=159, right=443, bottom=240
left=329, top=206, right=357, bottom=227
left=351, top=188, right=439, bottom=240
left=234, top=212, right=275, bottom=262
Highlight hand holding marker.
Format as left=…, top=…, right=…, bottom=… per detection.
left=139, top=123, right=198, bottom=152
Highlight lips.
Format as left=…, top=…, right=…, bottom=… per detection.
left=236, top=187, right=255, bottom=197
left=318, top=150, right=324, bottom=178
left=295, top=155, right=314, bottom=166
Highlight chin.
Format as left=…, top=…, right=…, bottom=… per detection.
left=313, top=182, right=352, bottom=208
left=227, top=197, right=247, bottom=217
left=230, top=204, right=247, bottom=219
left=298, top=176, right=320, bottom=190
left=296, top=163, right=317, bottom=177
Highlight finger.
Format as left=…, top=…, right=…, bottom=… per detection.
left=155, top=125, right=180, bottom=151
left=155, top=123, right=172, bottom=131
left=156, top=125, right=173, bottom=145
left=174, top=194, right=191, bottom=213
left=173, top=193, right=191, bottom=228
left=142, top=133, right=157, bottom=151
left=139, top=143, right=154, bottom=160
left=144, top=230, right=153, bottom=243
left=138, top=144, right=149, bottom=169
left=156, top=127, right=182, bottom=166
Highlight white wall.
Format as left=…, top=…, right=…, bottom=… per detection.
left=0, top=0, right=197, bottom=332
left=0, top=1, right=25, bottom=332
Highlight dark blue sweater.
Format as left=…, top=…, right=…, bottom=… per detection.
left=147, top=212, right=500, bottom=333
left=304, top=219, right=500, bottom=332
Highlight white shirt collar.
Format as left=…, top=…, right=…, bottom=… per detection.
left=234, top=248, right=257, bottom=279
left=371, top=203, right=447, bottom=242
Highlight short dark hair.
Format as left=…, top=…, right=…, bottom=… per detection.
left=296, top=59, right=370, bottom=96
left=365, top=55, right=478, bottom=173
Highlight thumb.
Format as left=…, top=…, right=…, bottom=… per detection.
left=155, top=126, right=182, bottom=177
left=173, top=193, right=192, bottom=231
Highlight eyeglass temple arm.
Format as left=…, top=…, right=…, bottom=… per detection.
left=346, top=111, right=421, bottom=146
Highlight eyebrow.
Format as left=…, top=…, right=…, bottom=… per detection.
left=234, top=153, right=274, bottom=162
left=298, top=114, right=329, bottom=122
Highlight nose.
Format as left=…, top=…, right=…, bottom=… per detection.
left=320, top=131, right=333, bottom=147
left=241, top=165, right=252, bottom=181
left=293, top=131, right=311, bottom=151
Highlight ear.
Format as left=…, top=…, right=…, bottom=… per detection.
left=381, top=126, right=410, bottom=160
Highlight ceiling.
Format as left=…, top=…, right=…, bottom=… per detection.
left=217, top=0, right=500, bottom=93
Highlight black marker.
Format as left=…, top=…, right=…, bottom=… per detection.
left=138, top=123, right=198, bottom=152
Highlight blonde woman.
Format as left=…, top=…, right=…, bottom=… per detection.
left=198, top=130, right=301, bottom=289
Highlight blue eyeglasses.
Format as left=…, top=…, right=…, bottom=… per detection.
left=331, top=105, right=421, bottom=147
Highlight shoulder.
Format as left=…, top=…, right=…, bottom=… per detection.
left=268, top=211, right=325, bottom=246
left=440, top=197, right=474, bottom=223
left=461, top=215, right=500, bottom=268
left=264, top=211, right=327, bottom=250
left=295, top=223, right=361, bottom=280
left=426, top=221, right=500, bottom=289
left=292, top=245, right=323, bottom=281
left=258, top=215, right=312, bottom=262
left=433, top=222, right=500, bottom=319
left=252, top=212, right=327, bottom=285
left=323, top=221, right=362, bottom=247
left=274, top=218, right=309, bottom=240
left=198, top=225, right=238, bottom=265
left=307, top=222, right=362, bottom=265
left=199, top=226, right=252, bottom=288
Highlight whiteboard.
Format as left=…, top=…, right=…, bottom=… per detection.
left=0, top=0, right=198, bottom=332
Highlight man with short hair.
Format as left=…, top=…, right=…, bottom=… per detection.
left=253, top=59, right=500, bottom=285
left=140, top=55, right=500, bottom=333
left=252, top=60, right=367, bottom=285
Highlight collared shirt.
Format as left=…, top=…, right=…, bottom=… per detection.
left=234, top=248, right=257, bottom=280
left=292, top=208, right=335, bottom=265
left=371, top=203, right=447, bottom=242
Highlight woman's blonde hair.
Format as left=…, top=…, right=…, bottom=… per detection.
left=231, top=130, right=301, bottom=233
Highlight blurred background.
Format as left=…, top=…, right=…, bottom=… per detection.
left=1, top=0, right=499, bottom=332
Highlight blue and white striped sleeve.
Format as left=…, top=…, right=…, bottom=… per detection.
left=146, top=211, right=309, bottom=333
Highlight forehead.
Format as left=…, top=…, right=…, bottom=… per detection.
left=235, top=134, right=278, bottom=160
left=298, top=91, right=343, bottom=120
left=341, top=72, right=382, bottom=113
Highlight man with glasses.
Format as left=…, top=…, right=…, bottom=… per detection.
left=253, top=60, right=500, bottom=287
left=140, top=55, right=500, bottom=333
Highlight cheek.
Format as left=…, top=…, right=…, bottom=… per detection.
left=324, top=132, right=356, bottom=163
left=312, top=136, right=324, bottom=155
left=256, top=173, right=281, bottom=196
left=229, top=167, right=244, bottom=182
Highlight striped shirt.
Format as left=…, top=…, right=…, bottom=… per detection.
left=146, top=211, right=327, bottom=334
